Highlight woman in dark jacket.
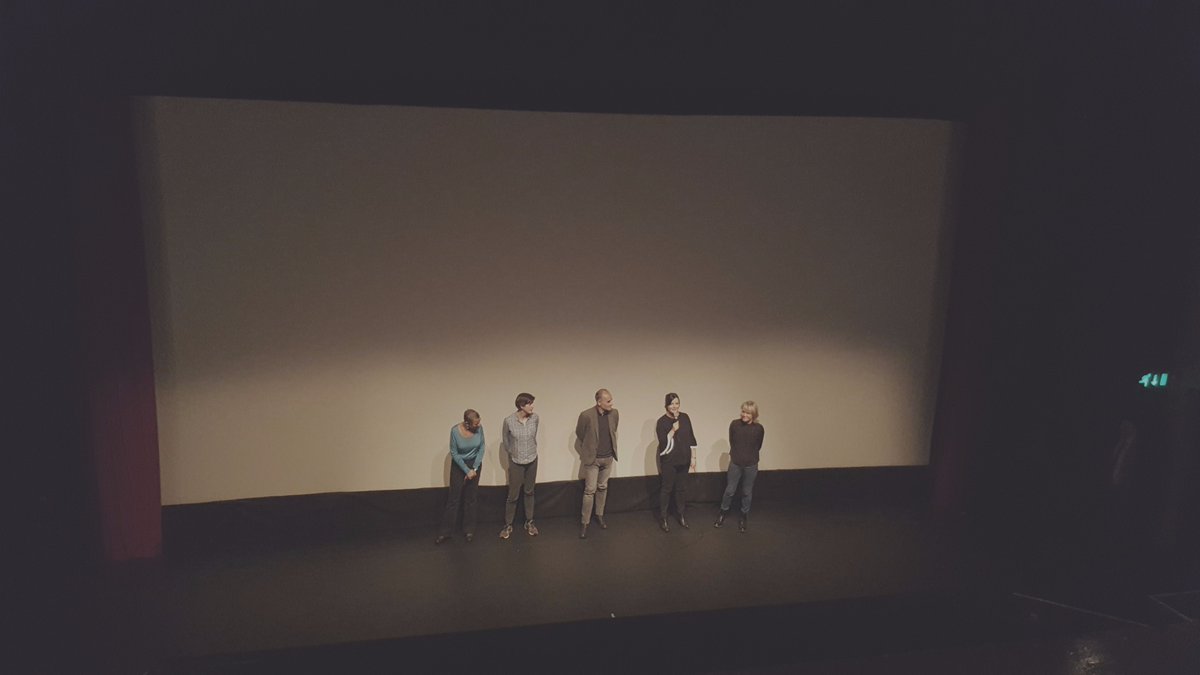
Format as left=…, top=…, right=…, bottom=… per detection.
left=655, top=392, right=697, bottom=532
left=716, top=401, right=764, bottom=533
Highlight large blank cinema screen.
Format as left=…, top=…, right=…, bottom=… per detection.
left=136, top=97, right=959, bottom=505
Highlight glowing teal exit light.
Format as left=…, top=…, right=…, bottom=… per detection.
left=1139, top=372, right=1169, bottom=388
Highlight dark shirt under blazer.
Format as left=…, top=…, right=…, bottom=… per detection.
left=575, top=406, right=619, bottom=464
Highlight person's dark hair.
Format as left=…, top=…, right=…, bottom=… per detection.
left=664, top=392, right=680, bottom=408
left=463, top=409, right=480, bottom=425
left=515, top=392, right=535, bottom=409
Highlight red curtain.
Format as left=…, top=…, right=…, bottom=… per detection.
left=73, top=97, right=163, bottom=561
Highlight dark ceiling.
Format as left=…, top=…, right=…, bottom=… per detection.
left=14, top=2, right=1194, bottom=120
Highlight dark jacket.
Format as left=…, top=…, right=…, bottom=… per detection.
left=575, top=406, right=619, bottom=464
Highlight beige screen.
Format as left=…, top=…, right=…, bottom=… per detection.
left=135, top=97, right=958, bottom=505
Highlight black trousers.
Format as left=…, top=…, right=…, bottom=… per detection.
left=505, top=457, right=538, bottom=526
left=439, top=467, right=479, bottom=536
left=659, top=462, right=689, bottom=518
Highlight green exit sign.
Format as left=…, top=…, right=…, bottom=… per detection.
left=1139, top=372, right=1169, bottom=388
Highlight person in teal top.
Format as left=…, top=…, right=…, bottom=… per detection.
left=436, top=409, right=485, bottom=544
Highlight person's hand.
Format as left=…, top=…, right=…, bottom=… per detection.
left=466, top=470, right=477, bottom=481
left=671, top=420, right=680, bottom=433
left=689, top=460, right=697, bottom=473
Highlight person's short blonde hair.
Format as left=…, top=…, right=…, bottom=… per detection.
left=741, top=400, right=759, bottom=422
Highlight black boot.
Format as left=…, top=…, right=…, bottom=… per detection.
left=659, top=517, right=670, bottom=533
left=714, top=511, right=727, bottom=528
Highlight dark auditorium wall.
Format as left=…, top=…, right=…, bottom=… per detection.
left=937, top=6, right=1200, bottom=561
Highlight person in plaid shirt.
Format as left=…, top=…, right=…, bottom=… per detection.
left=500, top=393, right=540, bottom=538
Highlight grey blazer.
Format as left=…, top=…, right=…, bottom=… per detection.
left=575, top=406, right=619, bottom=464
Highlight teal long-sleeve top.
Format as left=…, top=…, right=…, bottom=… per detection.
left=449, top=424, right=485, bottom=474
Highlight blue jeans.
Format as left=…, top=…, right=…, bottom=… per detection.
left=720, top=463, right=758, bottom=514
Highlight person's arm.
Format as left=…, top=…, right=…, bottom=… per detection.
left=575, top=411, right=588, bottom=444
left=754, top=424, right=764, bottom=454
left=472, top=427, right=485, bottom=472
left=656, top=416, right=673, bottom=456
left=686, top=414, right=697, bottom=471
left=502, top=417, right=515, bottom=458
left=449, top=427, right=471, bottom=474
left=611, top=409, right=619, bottom=459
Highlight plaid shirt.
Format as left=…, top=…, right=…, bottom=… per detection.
left=503, top=412, right=539, bottom=465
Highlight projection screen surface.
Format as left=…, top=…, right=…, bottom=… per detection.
left=135, top=97, right=958, bottom=505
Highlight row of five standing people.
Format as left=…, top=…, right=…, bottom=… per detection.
left=436, top=389, right=764, bottom=543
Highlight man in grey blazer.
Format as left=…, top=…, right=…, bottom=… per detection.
left=576, top=388, right=618, bottom=539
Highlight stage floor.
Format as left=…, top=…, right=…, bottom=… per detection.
left=71, top=500, right=1200, bottom=673
left=157, top=503, right=964, bottom=656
